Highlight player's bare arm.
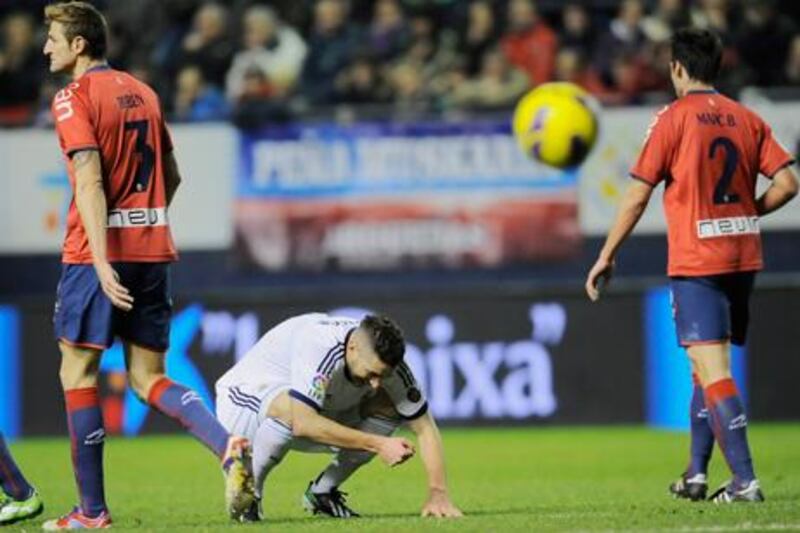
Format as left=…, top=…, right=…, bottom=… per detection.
left=756, top=166, right=799, bottom=216
left=164, top=150, right=182, bottom=207
left=586, top=180, right=654, bottom=302
left=407, top=412, right=463, bottom=518
left=72, top=148, right=133, bottom=311
left=288, top=397, right=415, bottom=466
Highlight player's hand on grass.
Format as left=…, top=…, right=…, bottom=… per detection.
left=421, top=489, right=463, bottom=518
left=95, top=261, right=134, bottom=311
left=585, top=256, right=615, bottom=302
left=377, top=436, right=415, bottom=466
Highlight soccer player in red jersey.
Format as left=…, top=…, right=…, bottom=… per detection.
left=586, top=28, right=798, bottom=503
left=41, top=3, right=254, bottom=529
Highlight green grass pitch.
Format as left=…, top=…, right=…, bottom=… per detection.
left=5, top=424, right=800, bottom=531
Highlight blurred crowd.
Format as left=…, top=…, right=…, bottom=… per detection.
left=0, top=0, right=799, bottom=127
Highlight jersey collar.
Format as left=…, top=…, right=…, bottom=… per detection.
left=686, top=89, right=717, bottom=94
left=84, top=64, right=111, bottom=75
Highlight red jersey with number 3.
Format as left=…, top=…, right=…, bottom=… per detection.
left=630, top=90, right=794, bottom=276
left=52, top=65, right=178, bottom=264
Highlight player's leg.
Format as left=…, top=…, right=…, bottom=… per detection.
left=45, top=264, right=115, bottom=530
left=687, top=368, right=714, bottom=480
left=0, top=432, right=43, bottom=526
left=249, top=417, right=293, bottom=521
left=675, top=273, right=761, bottom=503
left=688, top=343, right=761, bottom=502
left=126, top=344, right=232, bottom=456
left=118, top=262, right=254, bottom=518
left=43, top=343, right=113, bottom=530
left=669, top=365, right=713, bottom=501
left=305, top=390, right=401, bottom=518
left=228, top=389, right=295, bottom=522
left=125, top=343, right=255, bottom=518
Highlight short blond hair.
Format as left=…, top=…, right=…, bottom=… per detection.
left=44, top=1, right=108, bottom=59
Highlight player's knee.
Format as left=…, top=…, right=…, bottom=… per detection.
left=58, top=347, right=100, bottom=389
left=340, top=449, right=375, bottom=466
left=128, top=370, right=163, bottom=401
left=58, top=365, right=88, bottom=390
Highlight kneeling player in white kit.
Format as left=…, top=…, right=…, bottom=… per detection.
left=216, top=313, right=462, bottom=520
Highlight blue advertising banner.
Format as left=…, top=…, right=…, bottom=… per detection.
left=0, top=306, right=20, bottom=438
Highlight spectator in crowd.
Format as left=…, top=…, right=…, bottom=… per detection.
left=368, top=0, right=410, bottom=61
left=427, top=58, right=468, bottom=109
left=501, top=0, right=557, bottom=87
left=231, top=65, right=291, bottom=127
left=226, top=5, right=307, bottom=102
left=559, top=3, right=596, bottom=59
left=643, top=39, right=674, bottom=93
left=450, top=48, right=528, bottom=110
left=604, top=51, right=652, bottom=105
left=554, top=48, right=607, bottom=96
left=594, top=0, right=647, bottom=83
left=103, top=0, right=166, bottom=71
left=690, top=0, right=737, bottom=39
left=642, top=0, right=691, bottom=43
left=736, top=0, right=797, bottom=86
left=387, top=61, right=430, bottom=113
left=301, top=0, right=360, bottom=104
left=173, top=65, right=229, bottom=122
left=456, top=1, right=499, bottom=77
left=404, top=11, right=440, bottom=65
left=176, top=2, right=234, bottom=89
left=398, top=11, right=457, bottom=97
left=334, top=56, right=386, bottom=104
left=0, top=12, right=43, bottom=124
left=690, top=0, right=745, bottom=93
left=782, top=34, right=800, bottom=86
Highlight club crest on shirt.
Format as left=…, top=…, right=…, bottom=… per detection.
left=310, top=373, right=330, bottom=402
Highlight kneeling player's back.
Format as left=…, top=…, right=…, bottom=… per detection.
left=217, top=313, right=339, bottom=390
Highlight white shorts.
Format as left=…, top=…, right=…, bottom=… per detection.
left=215, top=383, right=289, bottom=441
left=216, top=383, right=363, bottom=450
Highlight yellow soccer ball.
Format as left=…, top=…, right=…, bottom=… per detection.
left=512, top=82, right=599, bottom=169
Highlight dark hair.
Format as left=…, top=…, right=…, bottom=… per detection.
left=671, top=28, right=723, bottom=84
left=360, top=315, right=405, bottom=367
left=45, top=1, right=108, bottom=59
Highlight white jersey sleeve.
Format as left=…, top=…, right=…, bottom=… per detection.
left=287, top=322, right=347, bottom=411
left=383, top=361, right=428, bottom=420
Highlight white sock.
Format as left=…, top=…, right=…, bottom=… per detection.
left=252, top=417, right=293, bottom=500
left=312, top=416, right=399, bottom=494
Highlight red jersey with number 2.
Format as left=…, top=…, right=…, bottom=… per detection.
left=52, top=66, right=178, bottom=264
left=630, top=90, right=794, bottom=277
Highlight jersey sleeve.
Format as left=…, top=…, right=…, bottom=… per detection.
left=383, top=362, right=428, bottom=420
left=758, top=121, right=795, bottom=178
left=629, top=106, right=677, bottom=186
left=52, top=87, right=98, bottom=157
left=288, top=335, right=343, bottom=412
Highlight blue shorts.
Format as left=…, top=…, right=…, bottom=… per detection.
left=54, top=262, right=172, bottom=351
left=669, top=272, right=755, bottom=347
